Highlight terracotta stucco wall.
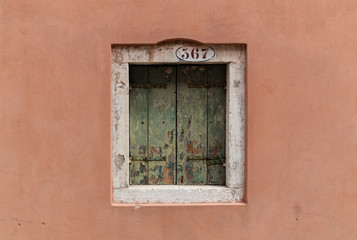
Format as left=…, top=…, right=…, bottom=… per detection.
left=1, top=0, right=356, bottom=239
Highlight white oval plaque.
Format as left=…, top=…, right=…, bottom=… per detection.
left=175, top=46, right=215, bottom=62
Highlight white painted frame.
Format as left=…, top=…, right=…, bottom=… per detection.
left=111, top=42, right=246, bottom=204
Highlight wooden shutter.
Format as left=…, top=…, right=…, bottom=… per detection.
left=130, top=65, right=225, bottom=185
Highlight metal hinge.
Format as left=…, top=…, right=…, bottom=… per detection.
left=188, top=83, right=226, bottom=88
left=129, top=83, right=167, bottom=91
left=129, top=156, right=167, bottom=163
left=187, top=155, right=225, bottom=160
left=187, top=155, right=226, bottom=166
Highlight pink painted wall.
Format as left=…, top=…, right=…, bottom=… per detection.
left=1, top=0, right=356, bottom=239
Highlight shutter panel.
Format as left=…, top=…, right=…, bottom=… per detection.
left=147, top=66, right=176, bottom=184
left=129, top=66, right=149, bottom=184
left=207, top=65, right=226, bottom=185
left=177, top=66, right=208, bottom=184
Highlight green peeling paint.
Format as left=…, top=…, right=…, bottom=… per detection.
left=129, top=65, right=226, bottom=185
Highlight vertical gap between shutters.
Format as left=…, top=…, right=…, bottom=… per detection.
left=175, top=66, right=178, bottom=185
left=206, top=66, right=209, bottom=184
left=146, top=66, right=150, bottom=185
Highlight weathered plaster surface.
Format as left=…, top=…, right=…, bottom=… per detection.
left=112, top=43, right=246, bottom=203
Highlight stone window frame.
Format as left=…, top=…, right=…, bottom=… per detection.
left=111, top=42, right=246, bottom=204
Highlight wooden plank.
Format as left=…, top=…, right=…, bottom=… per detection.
left=177, top=66, right=208, bottom=185
left=148, top=66, right=176, bottom=184
left=207, top=65, right=226, bottom=185
left=129, top=66, right=148, bottom=184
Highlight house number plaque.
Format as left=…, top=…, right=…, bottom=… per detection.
left=175, top=46, right=215, bottom=62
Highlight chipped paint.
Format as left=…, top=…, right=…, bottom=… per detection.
left=175, top=65, right=226, bottom=184
left=114, top=154, right=125, bottom=171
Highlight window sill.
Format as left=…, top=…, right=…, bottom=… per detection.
left=112, top=185, right=244, bottom=204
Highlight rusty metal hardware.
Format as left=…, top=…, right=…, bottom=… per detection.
left=187, top=155, right=226, bottom=166
left=207, top=159, right=226, bottom=166
left=187, top=155, right=225, bottom=161
left=188, top=83, right=226, bottom=88
left=129, top=156, right=167, bottom=162
left=130, top=83, right=167, bottom=89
